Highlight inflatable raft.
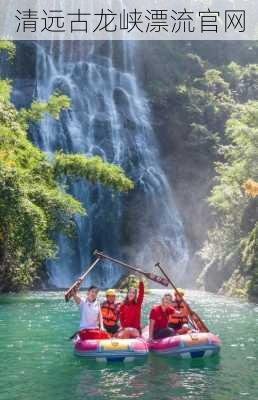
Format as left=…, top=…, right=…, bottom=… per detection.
left=148, top=332, right=221, bottom=358
left=74, top=336, right=149, bottom=362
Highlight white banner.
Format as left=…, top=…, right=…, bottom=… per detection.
left=0, top=0, right=257, bottom=40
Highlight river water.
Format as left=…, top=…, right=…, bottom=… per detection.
left=0, top=290, right=257, bottom=400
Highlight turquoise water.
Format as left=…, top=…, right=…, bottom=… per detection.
left=0, top=290, right=258, bottom=400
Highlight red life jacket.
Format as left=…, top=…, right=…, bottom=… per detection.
left=119, top=281, right=144, bottom=331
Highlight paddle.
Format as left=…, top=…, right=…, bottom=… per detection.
left=94, top=250, right=169, bottom=287
left=155, top=262, right=209, bottom=333
left=64, top=257, right=101, bottom=302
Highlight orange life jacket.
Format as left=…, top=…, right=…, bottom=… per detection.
left=101, top=301, right=120, bottom=327
left=168, top=300, right=189, bottom=325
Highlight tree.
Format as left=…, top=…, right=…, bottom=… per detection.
left=200, top=101, right=258, bottom=297
left=0, top=41, right=134, bottom=291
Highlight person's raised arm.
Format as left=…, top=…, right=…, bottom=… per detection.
left=72, top=289, right=81, bottom=305
left=137, top=277, right=144, bottom=305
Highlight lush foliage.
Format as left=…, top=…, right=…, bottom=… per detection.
left=198, top=74, right=258, bottom=298
left=0, top=42, right=133, bottom=292
left=118, top=274, right=149, bottom=292
left=0, top=40, right=16, bottom=61
left=143, top=41, right=258, bottom=298
left=53, top=153, right=133, bottom=192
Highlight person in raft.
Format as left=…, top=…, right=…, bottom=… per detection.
left=116, top=277, right=144, bottom=339
left=149, top=293, right=178, bottom=340
left=101, top=289, right=120, bottom=336
left=168, top=289, right=190, bottom=334
left=72, top=285, right=110, bottom=340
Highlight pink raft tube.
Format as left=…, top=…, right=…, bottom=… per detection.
left=144, top=330, right=221, bottom=359
left=74, top=336, right=149, bottom=362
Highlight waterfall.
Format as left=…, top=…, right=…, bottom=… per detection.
left=31, top=40, right=188, bottom=288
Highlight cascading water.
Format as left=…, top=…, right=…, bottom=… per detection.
left=31, top=40, right=188, bottom=288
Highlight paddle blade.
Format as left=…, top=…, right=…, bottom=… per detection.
left=145, top=272, right=169, bottom=287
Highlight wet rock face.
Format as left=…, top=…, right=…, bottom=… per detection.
left=12, top=78, right=36, bottom=109
left=4, top=42, right=38, bottom=109
left=131, top=42, right=216, bottom=286
left=9, top=41, right=105, bottom=108
left=198, top=249, right=241, bottom=293
left=15, top=41, right=37, bottom=79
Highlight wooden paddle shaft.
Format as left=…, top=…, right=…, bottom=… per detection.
left=64, top=257, right=101, bottom=302
left=155, top=262, right=185, bottom=298
left=94, top=250, right=169, bottom=287
left=155, top=262, right=209, bottom=333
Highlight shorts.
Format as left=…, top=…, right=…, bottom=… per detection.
left=104, top=324, right=120, bottom=335
left=154, top=327, right=175, bottom=339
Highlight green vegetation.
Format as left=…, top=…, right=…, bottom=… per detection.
left=118, top=274, right=149, bottom=293
left=0, top=42, right=133, bottom=292
left=53, top=153, right=133, bottom=192
left=142, top=42, right=258, bottom=299
left=200, top=100, right=258, bottom=299
left=180, top=50, right=258, bottom=299
left=1, top=39, right=257, bottom=299
left=0, top=40, right=16, bottom=61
